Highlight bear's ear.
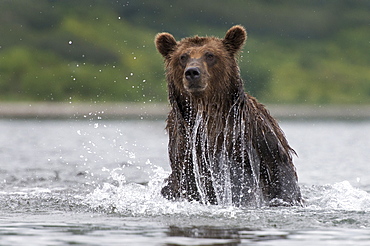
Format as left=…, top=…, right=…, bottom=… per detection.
left=155, top=32, right=177, bottom=58
left=223, top=25, right=247, bottom=55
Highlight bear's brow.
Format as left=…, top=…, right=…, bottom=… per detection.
left=181, top=36, right=219, bottom=46
left=186, top=37, right=208, bottom=45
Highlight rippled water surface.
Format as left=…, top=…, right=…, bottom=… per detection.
left=1, top=118, right=370, bottom=245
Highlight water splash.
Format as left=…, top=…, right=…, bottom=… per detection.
left=84, top=163, right=245, bottom=218
left=304, top=181, right=370, bottom=211
left=85, top=164, right=370, bottom=218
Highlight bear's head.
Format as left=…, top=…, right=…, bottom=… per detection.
left=155, top=25, right=247, bottom=98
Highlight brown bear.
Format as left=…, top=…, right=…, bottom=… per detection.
left=155, top=25, right=302, bottom=207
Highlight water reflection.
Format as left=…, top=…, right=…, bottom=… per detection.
left=166, top=226, right=288, bottom=246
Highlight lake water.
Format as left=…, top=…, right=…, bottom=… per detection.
left=1, top=117, right=370, bottom=245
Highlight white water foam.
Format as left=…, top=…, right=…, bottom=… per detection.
left=85, top=163, right=370, bottom=217
left=304, top=181, right=370, bottom=211
left=84, top=164, right=244, bottom=218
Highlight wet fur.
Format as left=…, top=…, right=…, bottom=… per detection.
left=155, top=26, right=302, bottom=206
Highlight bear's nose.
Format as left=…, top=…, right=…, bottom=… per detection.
left=185, top=67, right=201, bottom=82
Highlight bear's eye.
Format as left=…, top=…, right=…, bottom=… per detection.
left=179, top=54, right=188, bottom=64
left=206, top=53, right=214, bottom=60
left=205, top=52, right=216, bottom=65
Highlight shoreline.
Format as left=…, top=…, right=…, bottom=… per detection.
left=0, top=102, right=370, bottom=120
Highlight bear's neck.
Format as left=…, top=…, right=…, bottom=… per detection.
left=172, top=88, right=246, bottom=127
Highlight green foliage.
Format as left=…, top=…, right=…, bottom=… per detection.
left=0, top=0, right=369, bottom=104
left=252, top=27, right=370, bottom=104
left=0, top=0, right=166, bottom=102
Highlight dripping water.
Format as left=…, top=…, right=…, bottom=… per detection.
left=184, top=97, right=265, bottom=207
left=190, top=110, right=208, bottom=204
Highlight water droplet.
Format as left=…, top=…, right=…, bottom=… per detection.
left=128, top=152, right=135, bottom=159
left=68, top=40, right=73, bottom=45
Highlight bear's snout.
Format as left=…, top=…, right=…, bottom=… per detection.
left=183, top=66, right=208, bottom=93
left=185, top=67, right=201, bottom=82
